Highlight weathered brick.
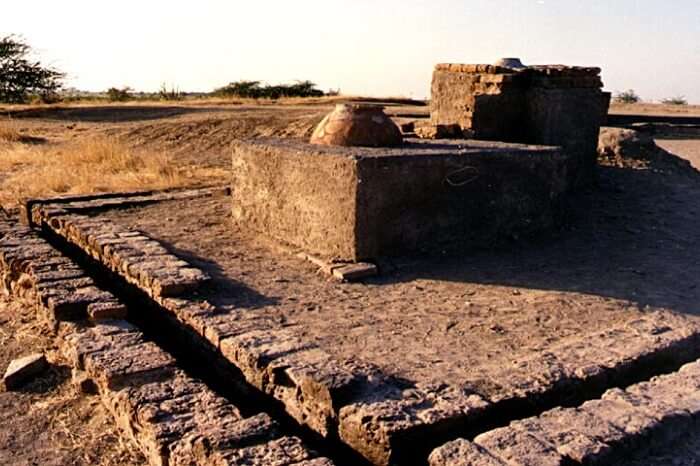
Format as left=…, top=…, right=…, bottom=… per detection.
left=429, top=439, right=507, bottom=466
left=474, top=426, right=570, bottom=466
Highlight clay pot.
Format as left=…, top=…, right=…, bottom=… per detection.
left=310, top=104, right=403, bottom=147
left=493, top=57, right=527, bottom=70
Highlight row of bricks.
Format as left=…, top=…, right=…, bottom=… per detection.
left=62, top=320, right=335, bottom=466
left=0, top=219, right=126, bottom=321
left=2, top=216, right=335, bottom=466
left=37, top=211, right=210, bottom=298
left=430, top=359, right=700, bottom=466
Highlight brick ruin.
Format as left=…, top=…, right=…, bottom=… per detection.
left=6, top=189, right=700, bottom=466
left=11, top=62, right=700, bottom=466
left=230, top=62, right=607, bottom=262
left=430, top=63, right=606, bottom=186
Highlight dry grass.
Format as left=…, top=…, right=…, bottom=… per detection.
left=0, top=94, right=427, bottom=114
left=0, top=118, right=23, bottom=142
left=0, top=135, right=228, bottom=208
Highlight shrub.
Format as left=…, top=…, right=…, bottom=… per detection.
left=614, top=89, right=640, bottom=104
left=0, top=35, right=64, bottom=103
left=159, top=83, right=183, bottom=101
left=213, top=80, right=325, bottom=99
left=107, top=87, right=132, bottom=102
left=662, top=96, right=688, bottom=106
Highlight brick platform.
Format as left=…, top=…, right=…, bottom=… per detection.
left=31, top=203, right=700, bottom=466
left=232, top=138, right=570, bottom=261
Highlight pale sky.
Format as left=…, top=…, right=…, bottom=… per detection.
left=3, top=0, right=699, bottom=102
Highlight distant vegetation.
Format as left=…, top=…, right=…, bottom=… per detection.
left=213, top=80, right=325, bottom=99
left=158, top=83, right=184, bottom=101
left=0, top=35, right=64, bottom=103
left=107, top=86, right=133, bottom=102
left=55, top=80, right=331, bottom=104
left=614, top=89, right=641, bottom=104
left=662, top=95, right=688, bottom=106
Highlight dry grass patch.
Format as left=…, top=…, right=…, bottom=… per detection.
left=0, top=118, right=23, bottom=142
left=0, top=135, right=228, bottom=208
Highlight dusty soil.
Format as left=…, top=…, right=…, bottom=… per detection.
left=656, top=138, right=700, bottom=169
left=609, top=102, right=700, bottom=117
left=0, top=297, right=144, bottom=466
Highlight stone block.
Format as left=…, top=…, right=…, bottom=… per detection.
left=232, top=138, right=569, bottom=261
left=580, top=399, right=659, bottom=450
left=331, top=263, right=378, bottom=281
left=339, top=385, right=489, bottom=466
left=474, top=426, right=571, bottom=466
left=510, top=413, right=613, bottom=464
left=429, top=439, right=507, bottom=466
left=88, top=300, right=128, bottom=321
left=3, top=353, right=48, bottom=390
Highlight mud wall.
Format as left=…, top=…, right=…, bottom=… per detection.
left=354, top=145, right=569, bottom=259
left=233, top=139, right=570, bottom=262
left=232, top=139, right=359, bottom=261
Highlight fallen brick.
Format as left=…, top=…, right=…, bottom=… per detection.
left=2, top=353, right=48, bottom=390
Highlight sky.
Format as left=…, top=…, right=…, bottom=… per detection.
left=2, top=0, right=699, bottom=102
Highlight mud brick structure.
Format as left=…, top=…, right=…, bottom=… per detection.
left=232, top=138, right=569, bottom=261
left=16, top=197, right=700, bottom=465
left=430, top=64, right=605, bottom=186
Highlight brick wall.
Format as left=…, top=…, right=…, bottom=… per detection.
left=430, top=64, right=605, bottom=186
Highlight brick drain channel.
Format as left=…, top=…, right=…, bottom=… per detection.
left=39, top=225, right=371, bottom=466
left=33, top=221, right=700, bottom=466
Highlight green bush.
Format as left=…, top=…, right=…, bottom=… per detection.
left=614, top=89, right=641, bottom=104
left=106, top=87, right=132, bottom=102
left=662, top=96, right=688, bottom=106
left=213, top=80, right=325, bottom=99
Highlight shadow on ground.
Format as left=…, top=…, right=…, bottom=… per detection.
left=159, top=241, right=280, bottom=311
left=377, top=161, right=700, bottom=316
left=16, top=364, right=71, bottom=395
left=4, top=105, right=242, bottom=123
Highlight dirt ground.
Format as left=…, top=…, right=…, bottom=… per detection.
left=656, top=137, right=700, bottom=168
left=0, top=297, right=144, bottom=466
left=3, top=101, right=700, bottom=464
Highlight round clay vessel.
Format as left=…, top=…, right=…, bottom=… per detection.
left=310, top=103, right=403, bottom=147
left=493, top=57, right=527, bottom=70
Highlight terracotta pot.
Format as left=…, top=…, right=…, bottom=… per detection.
left=310, top=104, right=403, bottom=147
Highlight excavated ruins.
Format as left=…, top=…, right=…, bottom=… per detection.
left=3, top=62, right=700, bottom=466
